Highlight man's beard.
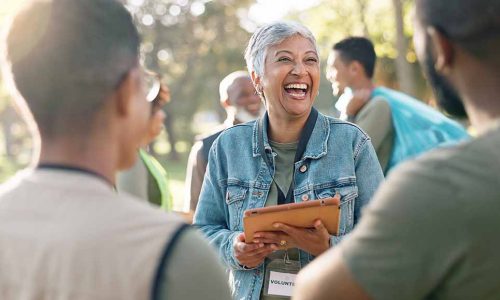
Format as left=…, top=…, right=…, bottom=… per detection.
left=421, top=43, right=468, bottom=118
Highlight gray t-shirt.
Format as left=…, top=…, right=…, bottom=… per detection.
left=158, top=228, right=232, bottom=300
left=339, top=125, right=500, bottom=299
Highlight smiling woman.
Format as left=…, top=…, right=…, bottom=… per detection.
left=194, top=21, right=385, bottom=300
left=255, top=34, right=320, bottom=137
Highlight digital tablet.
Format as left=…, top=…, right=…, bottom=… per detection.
left=243, top=196, right=341, bottom=243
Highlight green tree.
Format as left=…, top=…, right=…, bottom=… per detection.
left=293, top=0, right=426, bottom=101
left=127, top=0, right=253, bottom=159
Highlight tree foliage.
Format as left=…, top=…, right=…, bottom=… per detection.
left=128, top=0, right=253, bottom=158
left=292, top=0, right=427, bottom=98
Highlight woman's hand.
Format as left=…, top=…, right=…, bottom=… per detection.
left=253, top=220, right=331, bottom=256
left=233, top=232, right=274, bottom=268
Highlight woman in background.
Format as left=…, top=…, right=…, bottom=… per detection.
left=117, top=73, right=173, bottom=211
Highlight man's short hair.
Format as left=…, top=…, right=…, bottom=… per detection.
left=2, top=0, right=140, bottom=138
left=333, top=37, right=376, bottom=78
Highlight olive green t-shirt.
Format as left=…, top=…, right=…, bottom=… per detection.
left=262, top=140, right=300, bottom=300
left=340, top=124, right=500, bottom=299
left=353, top=97, right=394, bottom=174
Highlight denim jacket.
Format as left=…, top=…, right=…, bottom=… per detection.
left=194, top=110, right=384, bottom=300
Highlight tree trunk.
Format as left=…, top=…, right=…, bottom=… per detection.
left=392, top=0, right=416, bottom=96
left=356, top=0, right=370, bottom=37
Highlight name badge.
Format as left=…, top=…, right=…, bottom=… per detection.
left=267, top=271, right=297, bottom=297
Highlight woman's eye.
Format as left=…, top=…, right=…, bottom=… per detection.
left=306, top=57, right=318, bottom=63
left=278, top=57, right=292, bottom=62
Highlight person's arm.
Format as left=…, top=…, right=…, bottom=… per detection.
left=156, top=228, right=232, bottom=300
left=193, top=140, right=249, bottom=271
left=352, top=135, right=384, bottom=225
left=329, top=136, right=384, bottom=247
left=184, top=141, right=206, bottom=213
left=293, top=249, right=371, bottom=300
left=294, top=157, right=465, bottom=300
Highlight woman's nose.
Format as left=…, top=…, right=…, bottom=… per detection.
left=291, top=61, right=307, bottom=75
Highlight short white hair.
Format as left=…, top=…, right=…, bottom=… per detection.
left=244, top=21, right=318, bottom=78
left=219, top=70, right=250, bottom=103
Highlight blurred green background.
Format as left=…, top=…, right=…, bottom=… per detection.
left=1, top=0, right=440, bottom=209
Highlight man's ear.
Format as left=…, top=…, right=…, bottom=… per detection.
left=427, top=26, right=454, bottom=74
left=113, top=70, right=135, bottom=117
left=350, top=61, right=363, bottom=77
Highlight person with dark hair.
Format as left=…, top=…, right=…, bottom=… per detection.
left=327, top=36, right=468, bottom=174
left=294, top=0, right=500, bottom=298
left=0, top=0, right=230, bottom=299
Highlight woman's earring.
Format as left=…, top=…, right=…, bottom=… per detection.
left=255, top=86, right=263, bottom=96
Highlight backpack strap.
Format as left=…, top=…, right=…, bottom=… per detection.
left=151, top=223, right=191, bottom=300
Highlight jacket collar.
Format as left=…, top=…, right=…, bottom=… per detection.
left=252, top=108, right=329, bottom=160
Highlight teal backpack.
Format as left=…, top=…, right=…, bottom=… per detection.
left=371, top=87, right=470, bottom=171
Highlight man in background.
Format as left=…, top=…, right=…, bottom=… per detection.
left=0, top=0, right=230, bottom=299
left=295, top=0, right=500, bottom=298
left=184, top=70, right=262, bottom=214
left=326, top=36, right=468, bottom=174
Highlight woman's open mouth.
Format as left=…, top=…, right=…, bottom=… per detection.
left=284, top=83, right=309, bottom=99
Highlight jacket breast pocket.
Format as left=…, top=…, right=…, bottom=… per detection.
left=225, top=184, right=248, bottom=230
left=313, top=177, right=358, bottom=235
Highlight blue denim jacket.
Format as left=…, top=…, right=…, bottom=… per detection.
left=194, top=111, right=383, bottom=300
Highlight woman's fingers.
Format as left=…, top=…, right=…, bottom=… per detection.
left=253, top=231, right=284, bottom=244
left=313, top=219, right=328, bottom=233
left=273, top=222, right=301, bottom=237
left=235, top=241, right=262, bottom=253
left=235, top=245, right=274, bottom=268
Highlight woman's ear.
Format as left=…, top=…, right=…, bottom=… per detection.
left=251, top=70, right=262, bottom=94
left=221, top=97, right=231, bottom=108
left=427, top=26, right=454, bottom=74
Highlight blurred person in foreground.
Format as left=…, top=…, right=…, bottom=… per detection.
left=0, top=0, right=230, bottom=299
left=194, top=21, right=383, bottom=300
left=294, top=0, right=500, bottom=299
left=326, top=36, right=469, bottom=175
left=117, top=77, right=174, bottom=211
left=184, top=70, right=262, bottom=215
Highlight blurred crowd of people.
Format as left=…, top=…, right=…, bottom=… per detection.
left=1, top=0, right=499, bottom=299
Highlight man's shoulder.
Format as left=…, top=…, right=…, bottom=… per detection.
left=386, top=130, right=500, bottom=203
left=115, top=191, right=184, bottom=222
left=358, top=96, right=391, bottom=117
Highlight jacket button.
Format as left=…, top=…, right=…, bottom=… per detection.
left=299, top=165, right=307, bottom=173
left=301, top=194, right=309, bottom=201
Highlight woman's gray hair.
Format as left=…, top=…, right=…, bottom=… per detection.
left=244, top=21, right=318, bottom=78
